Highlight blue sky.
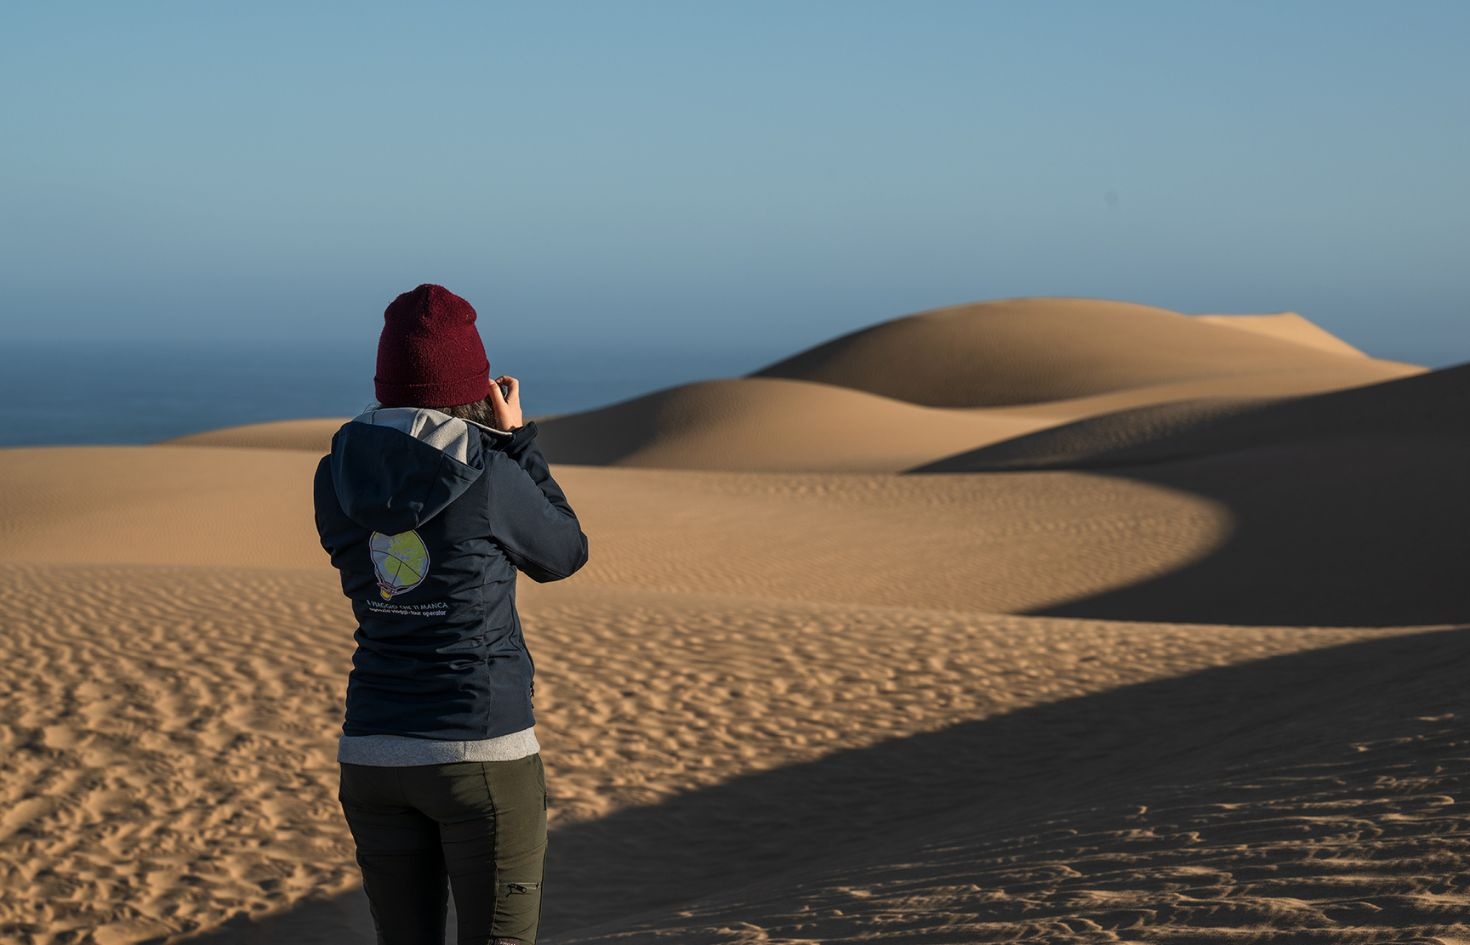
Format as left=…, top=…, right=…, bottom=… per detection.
left=2, top=1, right=1466, bottom=366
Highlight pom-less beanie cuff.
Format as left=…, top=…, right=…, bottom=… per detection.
left=372, top=370, right=491, bottom=409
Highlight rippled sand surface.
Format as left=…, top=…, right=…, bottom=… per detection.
left=2, top=299, right=1465, bottom=943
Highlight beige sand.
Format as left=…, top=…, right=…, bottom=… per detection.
left=744, top=297, right=1419, bottom=406
left=164, top=418, right=348, bottom=453
left=1197, top=311, right=1370, bottom=356
left=2, top=297, right=1465, bottom=943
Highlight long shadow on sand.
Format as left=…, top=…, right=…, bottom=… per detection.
left=177, top=625, right=1470, bottom=943
left=911, top=365, right=1469, bottom=627
left=1017, top=434, right=1469, bottom=627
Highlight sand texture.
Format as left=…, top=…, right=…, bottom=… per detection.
left=3, top=297, right=1466, bottom=943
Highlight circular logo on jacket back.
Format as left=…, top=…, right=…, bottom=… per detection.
left=369, top=529, right=431, bottom=600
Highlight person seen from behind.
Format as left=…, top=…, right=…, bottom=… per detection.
left=313, top=283, right=589, bottom=945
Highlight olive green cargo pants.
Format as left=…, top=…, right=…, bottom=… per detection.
left=338, top=753, right=549, bottom=945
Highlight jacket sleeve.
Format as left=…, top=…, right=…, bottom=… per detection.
left=484, top=421, right=589, bottom=583
left=312, top=454, right=338, bottom=557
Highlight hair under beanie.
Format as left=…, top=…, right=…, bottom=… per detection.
left=374, top=283, right=491, bottom=408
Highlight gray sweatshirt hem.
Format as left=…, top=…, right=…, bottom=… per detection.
left=338, top=725, right=540, bottom=766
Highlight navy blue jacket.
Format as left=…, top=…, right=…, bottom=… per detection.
left=313, top=403, right=588, bottom=740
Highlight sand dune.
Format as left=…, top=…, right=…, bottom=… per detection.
left=745, top=297, right=1415, bottom=407
left=2, top=558, right=1462, bottom=943
left=0, top=443, right=1227, bottom=613
left=524, top=377, right=1048, bottom=473
left=2, top=363, right=1463, bottom=616
left=959, top=360, right=1424, bottom=421
left=160, top=354, right=1423, bottom=473
left=159, top=299, right=1420, bottom=475
left=1197, top=311, right=1370, bottom=356
left=11, top=559, right=1455, bottom=943
left=17, top=428, right=1463, bottom=626
left=521, top=298, right=1419, bottom=472
left=162, top=418, right=345, bottom=452
left=528, top=359, right=1424, bottom=473
left=0, top=445, right=328, bottom=569
left=1, top=296, right=1465, bottom=943
left=925, top=360, right=1469, bottom=472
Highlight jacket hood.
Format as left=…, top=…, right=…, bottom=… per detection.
left=328, top=399, right=513, bottom=533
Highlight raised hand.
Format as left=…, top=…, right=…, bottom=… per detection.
left=488, top=375, right=524, bottom=431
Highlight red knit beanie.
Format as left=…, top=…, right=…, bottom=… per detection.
left=374, top=283, right=491, bottom=408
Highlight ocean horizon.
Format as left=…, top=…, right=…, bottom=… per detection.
left=0, top=338, right=776, bottom=448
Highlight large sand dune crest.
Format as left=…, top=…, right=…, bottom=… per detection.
left=1197, top=311, right=1371, bottom=356
left=745, top=297, right=1415, bottom=407
left=535, top=297, right=1414, bottom=473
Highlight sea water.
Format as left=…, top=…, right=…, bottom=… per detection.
left=0, top=338, right=773, bottom=447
